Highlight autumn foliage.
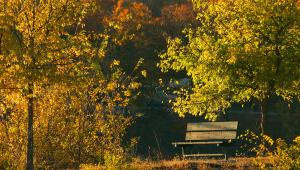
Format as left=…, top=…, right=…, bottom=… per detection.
left=0, top=0, right=299, bottom=169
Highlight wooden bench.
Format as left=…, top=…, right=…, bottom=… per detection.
left=172, top=121, right=238, bottom=159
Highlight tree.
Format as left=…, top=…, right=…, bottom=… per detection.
left=0, top=58, right=143, bottom=168
left=0, top=0, right=93, bottom=169
left=159, top=0, right=300, bottom=134
left=103, top=1, right=153, bottom=46
left=32, top=60, right=142, bottom=167
left=160, top=2, right=196, bottom=37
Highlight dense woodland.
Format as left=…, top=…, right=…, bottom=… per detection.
left=0, top=0, right=300, bottom=169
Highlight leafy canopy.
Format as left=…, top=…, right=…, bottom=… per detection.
left=159, top=0, right=300, bottom=120
left=0, top=0, right=94, bottom=90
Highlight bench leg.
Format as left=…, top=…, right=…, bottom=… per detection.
left=221, top=146, right=228, bottom=160
left=181, top=146, right=185, bottom=157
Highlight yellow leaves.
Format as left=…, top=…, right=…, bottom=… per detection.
left=0, top=0, right=143, bottom=167
left=293, top=136, right=300, bottom=143
left=111, top=60, right=120, bottom=67
left=129, top=82, right=141, bottom=89
left=244, top=43, right=253, bottom=53
left=256, top=136, right=300, bottom=169
left=0, top=0, right=96, bottom=86
left=124, top=90, right=131, bottom=97
left=107, top=82, right=116, bottom=91
left=141, top=70, right=147, bottom=78
left=204, top=113, right=218, bottom=121
left=263, top=135, right=274, bottom=146
left=238, top=130, right=267, bottom=155
left=227, top=55, right=237, bottom=64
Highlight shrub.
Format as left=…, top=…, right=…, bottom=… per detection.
left=238, top=130, right=300, bottom=169
left=237, top=130, right=274, bottom=156
left=268, top=136, right=300, bottom=169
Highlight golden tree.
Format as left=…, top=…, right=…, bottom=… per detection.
left=0, top=0, right=94, bottom=169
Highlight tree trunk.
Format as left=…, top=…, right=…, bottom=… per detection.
left=260, top=99, right=268, bottom=135
left=26, top=83, right=34, bottom=170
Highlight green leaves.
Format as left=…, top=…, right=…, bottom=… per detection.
left=159, top=0, right=300, bottom=119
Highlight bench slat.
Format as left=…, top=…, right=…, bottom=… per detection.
left=187, top=121, right=238, bottom=131
left=185, top=131, right=237, bottom=141
left=183, top=153, right=224, bottom=157
left=172, top=141, right=223, bottom=147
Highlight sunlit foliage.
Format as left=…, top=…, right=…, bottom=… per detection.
left=0, top=0, right=143, bottom=168
left=103, top=0, right=153, bottom=45
left=159, top=0, right=300, bottom=133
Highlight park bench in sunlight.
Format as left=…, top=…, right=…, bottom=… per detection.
left=172, top=121, right=238, bottom=160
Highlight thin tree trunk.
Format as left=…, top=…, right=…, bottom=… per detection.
left=27, top=1, right=36, bottom=168
left=26, top=83, right=34, bottom=170
left=260, top=99, right=268, bottom=135
left=78, top=118, right=82, bottom=165
left=0, top=34, right=3, bottom=54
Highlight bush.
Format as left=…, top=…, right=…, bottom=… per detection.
left=237, top=130, right=274, bottom=156
left=238, top=130, right=300, bottom=169
left=268, top=136, right=300, bottom=169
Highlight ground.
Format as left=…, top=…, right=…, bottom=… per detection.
left=80, top=157, right=271, bottom=170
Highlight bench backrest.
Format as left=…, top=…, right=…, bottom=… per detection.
left=185, top=121, right=238, bottom=141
